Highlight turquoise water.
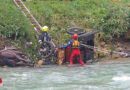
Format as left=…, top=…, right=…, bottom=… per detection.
left=1, top=60, right=130, bottom=90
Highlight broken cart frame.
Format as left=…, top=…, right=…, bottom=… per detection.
left=57, top=27, right=100, bottom=65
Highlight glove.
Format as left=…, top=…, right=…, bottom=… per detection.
left=38, top=40, right=42, bottom=44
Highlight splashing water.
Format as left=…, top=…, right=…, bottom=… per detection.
left=0, top=60, right=130, bottom=90
left=112, top=76, right=130, bottom=81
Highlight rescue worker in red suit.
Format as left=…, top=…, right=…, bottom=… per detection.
left=60, top=34, right=85, bottom=66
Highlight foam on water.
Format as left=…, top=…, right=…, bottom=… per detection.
left=1, top=61, right=130, bottom=90
left=112, top=75, right=130, bottom=81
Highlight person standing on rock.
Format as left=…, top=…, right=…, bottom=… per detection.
left=60, top=34, right=85, bottom=66
left=38, top=26, right=51, bottom=44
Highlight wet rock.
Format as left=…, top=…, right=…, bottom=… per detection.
left=117, top=47, right=123, bottom=52
left=112, top=54, right=120, bottom=59
left=126, top=53, right=130, bottom=57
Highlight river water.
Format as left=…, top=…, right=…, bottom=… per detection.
left=1, top=60, right=130, bottom=90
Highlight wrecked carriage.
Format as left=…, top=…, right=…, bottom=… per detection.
left=38, top=27, right=99, bottom=65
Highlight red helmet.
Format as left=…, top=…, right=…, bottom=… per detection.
left=73, top=34, right=78, bottom=40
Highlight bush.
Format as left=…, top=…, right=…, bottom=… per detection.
left=0, top=0, right=38, bottom=62
left=0, top=0, right=35, bottom=40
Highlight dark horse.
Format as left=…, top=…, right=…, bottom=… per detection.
left=0, top=48, right=34, bottom=67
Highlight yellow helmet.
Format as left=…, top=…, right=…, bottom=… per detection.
left=42, top=26, right=48, bottom=32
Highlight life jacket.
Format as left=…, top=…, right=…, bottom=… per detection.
left=71, top=40, right=79, bottom=49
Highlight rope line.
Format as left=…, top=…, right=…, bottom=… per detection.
left=81, top=44, right=128, bottom=56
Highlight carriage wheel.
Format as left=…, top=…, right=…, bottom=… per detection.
left=67, top=27, right=86, bottom=35
left=38, top=41, right=54, bottom=58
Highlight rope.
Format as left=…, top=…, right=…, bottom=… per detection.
left=81, top=44, right=128, bottom=56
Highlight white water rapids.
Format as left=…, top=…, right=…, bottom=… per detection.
left=0, top=60, right=130, bottom=90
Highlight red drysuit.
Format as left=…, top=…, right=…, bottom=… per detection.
left=61, top=40, right=85, bottom=66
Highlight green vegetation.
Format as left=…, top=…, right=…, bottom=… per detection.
left=0, top=0, right=38, bottom=62
left=0, top=0, right=129, bottom=62
left=0, top=0, right=32, bottom=40
left=25, top=0, right=129, bottom=43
